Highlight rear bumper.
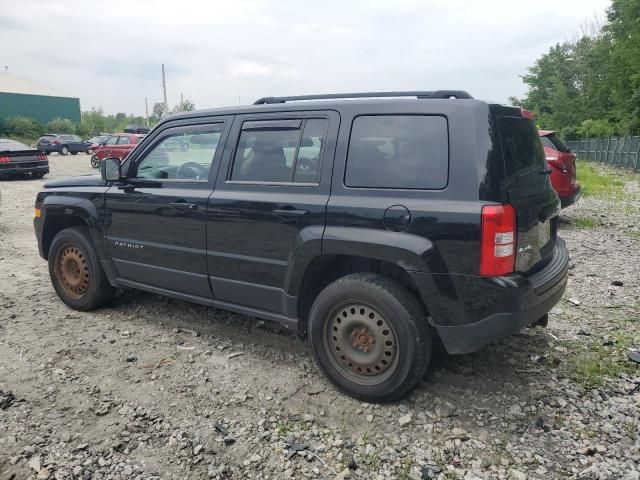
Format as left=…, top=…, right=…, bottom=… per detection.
left=413, top=238, right=569, bottom=354
left=0, top=163, right=49, bottom=176
left=559, top=186, right=581, bottom=209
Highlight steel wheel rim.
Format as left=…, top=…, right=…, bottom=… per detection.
left=324, top=301, right=399, bottom=386
left=55, top=245, right=89, bottom=299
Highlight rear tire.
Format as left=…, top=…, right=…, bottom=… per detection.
left=32, top=172, right=45, bottom=179
left=308, top=273, right=431, bottom=402
left=48, top=227, right=114, bottom=311
left=60, top=146, right=69, bottom=155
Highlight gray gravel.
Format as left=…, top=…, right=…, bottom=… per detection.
left=1, top=155, right=639, bottom=480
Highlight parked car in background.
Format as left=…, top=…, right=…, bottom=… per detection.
left=86, top=135, right=110, bottom=155
left=539, top=130, right=581, bottom=208
left=0, top=138, right=48, bottom=179
left=37, top=134, right=92, bottom=156
left=124, top=124, right=150, bottom=134
left=90, top=133, right=145, bottom=168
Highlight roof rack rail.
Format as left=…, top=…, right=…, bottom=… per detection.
left=253, top=90, right=473, bottom=105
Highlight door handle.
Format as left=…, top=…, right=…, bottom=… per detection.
left=273, top=208, right=308, bottom=217
left=170, top=202, right=198, bottom=211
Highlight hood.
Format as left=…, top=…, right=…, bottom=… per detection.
left=44, top=174, right=106, bottom=188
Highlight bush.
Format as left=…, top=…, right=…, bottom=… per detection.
left=46, top=117, right=75, bottom=134
left=0, top=116, right=45, bottom=139
left=576, top=119, right=617, bottom=138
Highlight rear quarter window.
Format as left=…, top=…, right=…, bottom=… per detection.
left=498, top=117, right=546, bottom=176
left=345, top=115, right=448, bottom=189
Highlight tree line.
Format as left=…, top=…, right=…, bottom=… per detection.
left=0, top=99, right=195, bottom=144
left=511, top=0, right=639, bottom=139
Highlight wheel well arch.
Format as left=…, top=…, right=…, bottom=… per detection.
left=42, top=215, right=88, bottom=260
left=296, top=254, right=425, bottom=332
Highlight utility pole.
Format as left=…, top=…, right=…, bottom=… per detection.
left=180, top=92, right=184, bottom=107
left=144, top=97, right=149, bottom=127
left=161, top=63, right=168, bottom=114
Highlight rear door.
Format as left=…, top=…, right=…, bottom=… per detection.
left=493, top=107, right=560, bottom=273
left=206, top=111, right=338, bottom=314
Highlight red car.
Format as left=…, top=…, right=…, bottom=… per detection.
left=90, top=133, right=145, bottom=168
left=539, top=130, right=581, bottom=208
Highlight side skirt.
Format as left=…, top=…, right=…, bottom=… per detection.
left=113, top=277, right=299, bottom=331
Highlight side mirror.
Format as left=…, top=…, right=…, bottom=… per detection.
left=101, top=157, right=122, bottom=182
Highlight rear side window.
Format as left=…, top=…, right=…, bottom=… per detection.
left=541, top=133, right=569, bottom=153
left=231, top=118, right=328, bottom=184
left=345, top=115, right=448, bottom=189
left=117, top=136, right=131, bottom=145
left=498, top=117, right=546, bottom=176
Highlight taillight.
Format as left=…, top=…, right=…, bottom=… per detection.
left=51, top=140, right=60, bottom=144
left=480, top=204, right=516, bottom=276
left=37, top=153, right=47, bottom=161
left=0, top=156, right=10, bottom=163
left=548, top=158, right=567, bottom=172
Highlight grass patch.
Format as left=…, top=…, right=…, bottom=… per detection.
left=567, top=331, right=637, bottom=388
left=576, top=160, right=625, bottom=198
left=574, top=216, right=597, bottom=228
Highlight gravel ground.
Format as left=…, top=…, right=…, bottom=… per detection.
left=1, top=155, right=639, bottom=480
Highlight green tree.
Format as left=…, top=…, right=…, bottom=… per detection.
left=0, top=116, right=45, bottom=140
left=46, top=117, right=75, bottom=134
left=172, top=98, right=195, bottom=113
left=517, top=0, right=640, bottom=138
left=153, top=102, right=168, bottom=119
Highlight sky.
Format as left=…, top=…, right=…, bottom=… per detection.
left=0, top=0, right=611, bottom=116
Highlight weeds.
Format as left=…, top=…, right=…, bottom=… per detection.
left=574, top=216, right=597, bottom=228
left=576, top=160, right=625, bottom=198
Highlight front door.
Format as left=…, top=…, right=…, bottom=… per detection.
left=206, top=112, right=338, bottom=314
left=104, top=121, right=228, bottom=299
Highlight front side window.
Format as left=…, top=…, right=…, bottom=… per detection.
left=135, top=126, right=222, bottom=180
left=345, top=115, right=449, bottom=189
left=117, top=136, right=131, bottom=145
left=231, top=118, right=328, bottom=183
left=105, top=136, right=118, bottom=145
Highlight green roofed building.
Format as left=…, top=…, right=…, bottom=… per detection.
left=0, top=72, right=80, bottom=124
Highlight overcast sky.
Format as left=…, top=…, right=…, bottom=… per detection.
left=0, top=0, right=610, bottom=116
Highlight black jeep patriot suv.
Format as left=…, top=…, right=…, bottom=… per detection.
left=34, top=91, right=569, bottom=402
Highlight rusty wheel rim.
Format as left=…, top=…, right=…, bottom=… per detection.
left=325, top=302, right=398, bottom=385
left=55, top=245, right=90, bottom=299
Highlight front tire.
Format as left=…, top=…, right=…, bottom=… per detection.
left=60, top=146, right=69, bottom=155
left=48, top=227, right=114, bottom=311
left=308, top=273, right=431, bottom=402
left=90, top=155, right=100, bottom=168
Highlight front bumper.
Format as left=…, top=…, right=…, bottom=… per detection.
left=413, top=238, right=569, bottom=354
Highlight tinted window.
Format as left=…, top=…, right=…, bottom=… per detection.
left=540, top=136, right=555, bottom=150
left=345, top=115, right=448, bottom=189
left=117, top=136, right=131, bottom=145
left=135, top=127, right=222, bottom=180
left=498, top=117, right=546, bottom=176
left=105, top=136, right=118, bottom=145
left=542, top=133, right=569, bottom=153
left=231, top=118, right=327, bottom=183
